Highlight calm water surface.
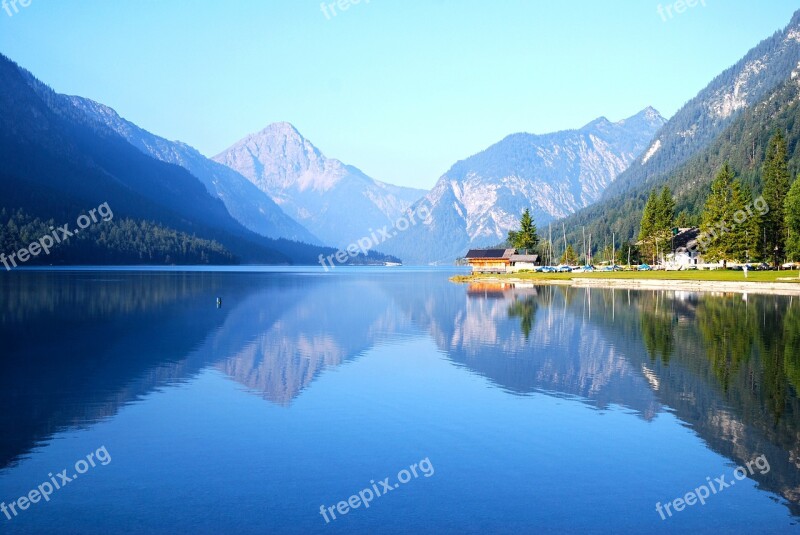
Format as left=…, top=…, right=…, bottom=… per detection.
left=1, top=267, right=799, bottom=533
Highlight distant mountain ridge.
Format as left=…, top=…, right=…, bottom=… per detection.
left=0, top=53, right=284, bottom=264
left=379, top=107, right=665, bottom=264
left=33, top=92, right=320, bottom=245
left=0, top=53, right=399, bottom=266
left=213, top=123, right=426, bottom=247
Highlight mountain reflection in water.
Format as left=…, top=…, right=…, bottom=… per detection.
left=1, top=269, right=799, bottom=519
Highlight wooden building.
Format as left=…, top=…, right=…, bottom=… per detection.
left=464, top=248, right=516, bottom=273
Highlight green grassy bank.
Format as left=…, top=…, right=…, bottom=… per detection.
left=451, top=269, right=800, bottom=284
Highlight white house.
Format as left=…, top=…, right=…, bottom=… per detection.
left=667, top=228, right=703, bottom=266
left=508, top=254, right=540, bottom=272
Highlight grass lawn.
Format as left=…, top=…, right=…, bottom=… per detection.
left=454, top=269, right=800, bottom=284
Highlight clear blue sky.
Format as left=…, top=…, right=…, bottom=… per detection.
left=1, top=1, right=798, bottom=189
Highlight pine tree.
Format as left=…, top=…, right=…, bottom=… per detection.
left=698, top=167, right=759, bottom=264
left=638, top=190, right=659, bottom=261
left=785, top=176, right=800, bottom=262
left=507, top=208, right=539, bottom=252
left=637, top=187, right=676, bottom=263
left=560, top=244, right=579, bottom=265
left=701, top=164, right=736, bottom=264
left=761, top=132, right=790, bottom=266
left=731, top=184, right=760, bottom=262
left=675, top=210, right=692, bottom=229
left=657, top=186, right=676, bottom=260
left=657, top=186, right=676, bottom=237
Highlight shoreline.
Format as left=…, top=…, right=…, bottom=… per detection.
left=451, top=275, right=800, bottom=296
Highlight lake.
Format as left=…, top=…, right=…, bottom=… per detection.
left=1, top=267, right=799, bottom=533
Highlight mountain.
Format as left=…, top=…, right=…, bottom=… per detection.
left=559, top=9, right=800, bottom=245
left=661, top=63, right=800, bottom=216
left=0, top=53, right=397, bottom=266
left=608, top=10, right=800, bottom=199
left=379, top=108, right=665, bottom=264
left=58, top=96, right=320, bottom=244
left=213, top=123, right=426, bottom=247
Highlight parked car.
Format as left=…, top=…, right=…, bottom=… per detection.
left=638, top=264, right=652, bottom=271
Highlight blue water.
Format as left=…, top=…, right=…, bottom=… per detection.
left=0, top=268, right=798, bottom=533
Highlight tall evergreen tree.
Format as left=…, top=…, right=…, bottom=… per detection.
left=699, top=165, right=760, bottom=264
left=675, top=210, right=692, bottom=229
left=638, top=187, right=676, bottom=263
left=507, top=208, right=539, bottom=252
left=731, top=184, right=760, bottom=262
left=560, top=244, right=579, bottom=265
left=618, top=240, right=640, bottom=265
left=638, top=190, right=659, bottom=261
left=657, top=186, right=676, bottom=236
left=785, top=176, right=800, bottom=262
left=701, top=164, right=736, bottom=264
left=657, top=186, right=676, bottom=258
left=761, top=132, right=790, bottom=266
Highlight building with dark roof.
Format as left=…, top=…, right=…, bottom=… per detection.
left=464, top=248, right=515, bottom=273
left=508, top=254, right=539, bottom=272
left=669, top=227, right=703, bottom=266
left=465, top=249, right=540, bottom=273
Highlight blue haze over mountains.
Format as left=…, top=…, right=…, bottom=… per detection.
left=4, top=9, right=800, bottom=264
